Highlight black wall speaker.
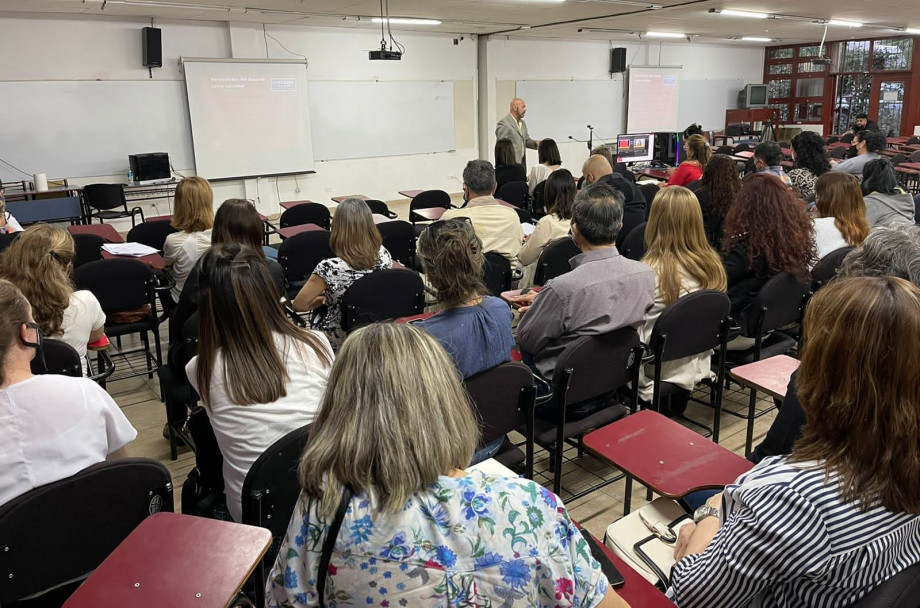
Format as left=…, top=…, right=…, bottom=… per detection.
left=610, top=47, right=627, bottom=73
left=143, top=27, right=162, bottom=68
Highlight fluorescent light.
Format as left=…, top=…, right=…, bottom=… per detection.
left=371, top=17, right=442, bottom=25
left=646, top=31, right=686, bottom=38
left=906, top=28, right=920, bottom=35
left=741, top=37, right=773, bottom=42
left=579, top=0, right=663, bottom=8
left=711, top=8, right=769, bottom=19
left=827, top=19, right=862, bottom=27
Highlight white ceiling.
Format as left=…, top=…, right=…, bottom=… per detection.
left=2, top=0, right=919, bottom=46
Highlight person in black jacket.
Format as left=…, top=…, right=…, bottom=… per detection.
left=581, top=154, right=646, bottom=250
left=494, top=138, right=526, bottom=190
left=850, top=112, right=880, bottom=134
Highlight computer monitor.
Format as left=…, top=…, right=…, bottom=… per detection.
left=615, top=133, right=655, bottom=164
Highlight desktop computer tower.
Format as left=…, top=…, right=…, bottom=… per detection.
left=653, top=132, right=681, bottom=165
left=128, top=153, right=171, bottom=184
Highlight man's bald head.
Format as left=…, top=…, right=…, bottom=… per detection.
left=510, top=98, right=527, bottom=119
left=582, top=154, right=613, bottom=185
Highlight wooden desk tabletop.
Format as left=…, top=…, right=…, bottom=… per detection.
left=898, top=162, right=920, bottom=171
left=100, top=250, right=166, bottom=270
left=595, top=533, right=674, bottom=608
left=67, top=224, right=124, bottom=244
left=144, top=214, right=173, bottom=223
left=280, top=199, right=317, bottom=210
left=827, top=142, right=852, bottom=148
left=412, top=207, right=447, bottom=222
left=634, top=168, right=669, bottom=181
left=583, top=410, right=753, bottom=499
left=63, top=512, right=271, bottom=608
left=277, top=223, right=326, bottom=239
left=332, top=194, right=368, bottom=203
left=398, top=189, right=426, bottom=199
left=730, top=354, right=799, bottom=401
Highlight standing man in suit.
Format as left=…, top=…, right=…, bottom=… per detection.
left=496, top=98, right=539, bottom=168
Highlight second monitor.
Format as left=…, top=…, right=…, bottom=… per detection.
left=615, top=133, right=655, bottom=164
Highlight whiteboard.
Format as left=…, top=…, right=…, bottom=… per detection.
left=0, top=81, right=194, bottom=182
left=515, top=80, right=625, bottom=144
left=678, top=79, right=743, bottom=132
left=309, top=81, right=454, bottom=161
left=627, top=67, right=682, bottom=133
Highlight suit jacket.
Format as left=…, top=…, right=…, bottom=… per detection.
left=496, top=113, right=537, bottom=166
left=595, top=173, right=647, bottom=251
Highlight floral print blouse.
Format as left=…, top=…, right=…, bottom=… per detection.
left=267, top=470, right=609, bottom=607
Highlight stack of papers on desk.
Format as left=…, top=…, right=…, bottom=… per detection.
left=102, top=243, right=159, bottom=257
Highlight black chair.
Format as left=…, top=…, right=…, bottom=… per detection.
left=0, top=231, right=21, bottom=256
left=533, top=237, right=580, bottom=286
left=31, top=337, right=115, bottom=387
left=340, top=269, right=425, bottom=332
left=831, top=145, right=849, bottom=159
left=0, top=458, right=173, bottom=607
left=410, top=189, right=452, bottom=224
left=159, top=313, right=199, bottom=460
left=811, top=246, right=854, bottom=292
left=464, top=362, right=537, bottom=478
left=241, top=424, right=312, bottom=608
left=532, top=180, right=547, bottom=217
left=841, top=132, right=856, bottom=144
left=715, top=145, right=735, bottom=155
left=82, top=183, right=144, bottom=227
left=910, top=150, right=920, bottom=164
left=908, top=136, right=920, bottom=146
left=482, top=251, right=512, bottom=297
left=496, top=181, right=529, bottom=210
left=646, top=290, right=732, bottom=442
left=377, top=220, right=416, bottom=266
left=726, top=272, right=811, bottom=456
left=621, top=222, right=647, bottom=261
left=513, top=206, right=533, bottom=224
left=826, top=136, right=839, bottom=145
left=364, top=199, right=398, bottom=219
left=127, top=220, right=178, bottom=252
left=534, top=327, right=642, bottom=497
left=279, top=202, right=331, bottom=230
left=891, top=153, right=908, bottom=168
left=638, top=183, right=660, bottom=218
left=74, top=259, right=164, bottom=381
left=277, top=231, right=333, bottom=298
left=852, top=563, right=920, bottom=608
left=732, top=143, right=751, bottom=154
left=72, top=233, right=107, bottom=268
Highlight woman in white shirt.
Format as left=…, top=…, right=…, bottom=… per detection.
left=518, top=168, right=575, bottom=286
left=637, top=187, right=727, bottom=406
left=0, top=225, right=106, bottom=375
left=812, top=172, right=870, bottom=263
left=187, top=243, right=333, bottom=523
left=527, top=138, right=563, bottom=196
left=163, top=176, right=214, bottom=302
left=0, top=279, right=135, bottom=506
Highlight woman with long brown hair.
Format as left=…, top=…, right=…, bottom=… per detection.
left=638, top=187, right=727, bottom=404
left=188, top=243, right=333, bottom=523
left=662, top=134, right=712, bottom=188
left=691, top=154, right=741, bottom=248
left=0, top=224, right=105, bottom=374
left=164, top=176, right=215, bottom=302
left=292, top=198, right=393, bottom=349
left=813, top=172, right=870, bottom=261
left=721, top=173, right=816, bottom=324
left=670, top=276, right=920, bottom=606
left=518, top=168, right=576, bottom=284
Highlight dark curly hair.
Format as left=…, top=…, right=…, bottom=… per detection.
left=721, top=173, right=817, bottom=280
left=700, top=154, right=741, bottom=216
left=791, top=131, right=831, bottom=177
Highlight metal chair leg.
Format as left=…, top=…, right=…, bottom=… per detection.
left=745, top=387, right=758, bottom=458
left=624, top=476, right=633, bottom=515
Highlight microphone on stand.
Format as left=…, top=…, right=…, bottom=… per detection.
left=587, top=125, right=595, bottom=152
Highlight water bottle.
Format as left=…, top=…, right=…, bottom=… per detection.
left=127, top=169, right=135, bottom=185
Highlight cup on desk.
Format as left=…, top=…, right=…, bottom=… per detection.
left=33, top=173, right=49, bottom=192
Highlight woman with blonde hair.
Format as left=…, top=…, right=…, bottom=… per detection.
left=187, top=244, right=333, bottom=522
left=268, top=323, right=629, bottom=608
left=638, top=187, right=727, bottom=405
left=662, top=134, right=712, bottom=188
left=164, top=176, right=214, bottom=301
left=0, top=224, right=105, bottom=374
left=292, top=198, right=393, bottom=349
left=813, top=172, right=870, bottom=261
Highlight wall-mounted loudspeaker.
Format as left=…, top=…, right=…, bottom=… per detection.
left=610, top=47, right=627, bottom=73
left=143, top=27, right=162, bottom=68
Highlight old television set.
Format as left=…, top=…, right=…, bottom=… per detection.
left=738, top=84, right=769, bottom=109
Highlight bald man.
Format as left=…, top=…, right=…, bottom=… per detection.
left=582, top=154, right=647, bottom=250
left=495, top=98, right=539, bottom=168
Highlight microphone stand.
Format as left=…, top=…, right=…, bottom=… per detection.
left=587, top=125, right=595, bottom=151
left=568, top=135, right=589, bottom=149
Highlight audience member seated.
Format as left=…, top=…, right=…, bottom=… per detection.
left=787, top=131, right=831, bottom=201
left=0, top=225, right=105, bottom=375
left=187, top=244, right=333, bottom=522
left=515, top=183, right=654, bottom=420
left=268, top=323, right=628, bottom=608
left=164, top=176, right=214, bottom=302
left=861, top=158, right=916, bottom=227
left=832, top=129, right=885, bottom=176
left=494, top=138, right=526, bottom=190
left=850, top=112, right=880, bottom=133
left=637, top=187, right=727, bottom=407
left=293, top=198, right=394, bottom=349
left=588, top=144, right=635, bottom=184
left=0, top=280, right=135, bottom=506
left=0, top=186, right=23, bottom=234
left=691, top=154, right=740, bottom=249
left=670, top=276, right=920, bottom=607
left=518, top=168, right=575, bottom=285
left=581, top=154, right=647, bottom=249
left=721, top=174, right=815, bottom=332
left=812, top=173, right=870, bottom=261
left=526, top=138, right=563, bottom=195
left=662, top=134, right=711, bottom=188
left=441, top=160, right=524, bottom=262
left=752, top=141, right=792, bottom=186
left=415, top=218, right=514, bottom=462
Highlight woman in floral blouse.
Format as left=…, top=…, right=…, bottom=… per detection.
left=268, top=323, right=628, bottom=608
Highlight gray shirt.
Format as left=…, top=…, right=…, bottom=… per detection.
left=831, top=152, right=881, bottom=176
left=517, top=247, right=655, bottom=378
left=864, top=190, right=916, bottom=227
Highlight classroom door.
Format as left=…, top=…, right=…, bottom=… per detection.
left=874, top=79, right=908, bottom=136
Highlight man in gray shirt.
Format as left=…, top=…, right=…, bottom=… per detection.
left=832, top=130, right=886, bottom=176
left=514, top=183, right=655, bottom=419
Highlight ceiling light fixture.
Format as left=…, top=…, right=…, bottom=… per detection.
left=906, top=28, right=920, bottom=35
left=645, top=31, right=686, bottom=38
left=709, top=8, right=769, bottom=19
left=578, top=0, right=663, bottom=8
left=826, top=19, right=863, bottom=27
left=371, top=17, right=442, bottom=25
left=741, top=36, right=773, bottom=41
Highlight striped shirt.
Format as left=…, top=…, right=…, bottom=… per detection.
left=671, top=456, right=920, bottom=607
